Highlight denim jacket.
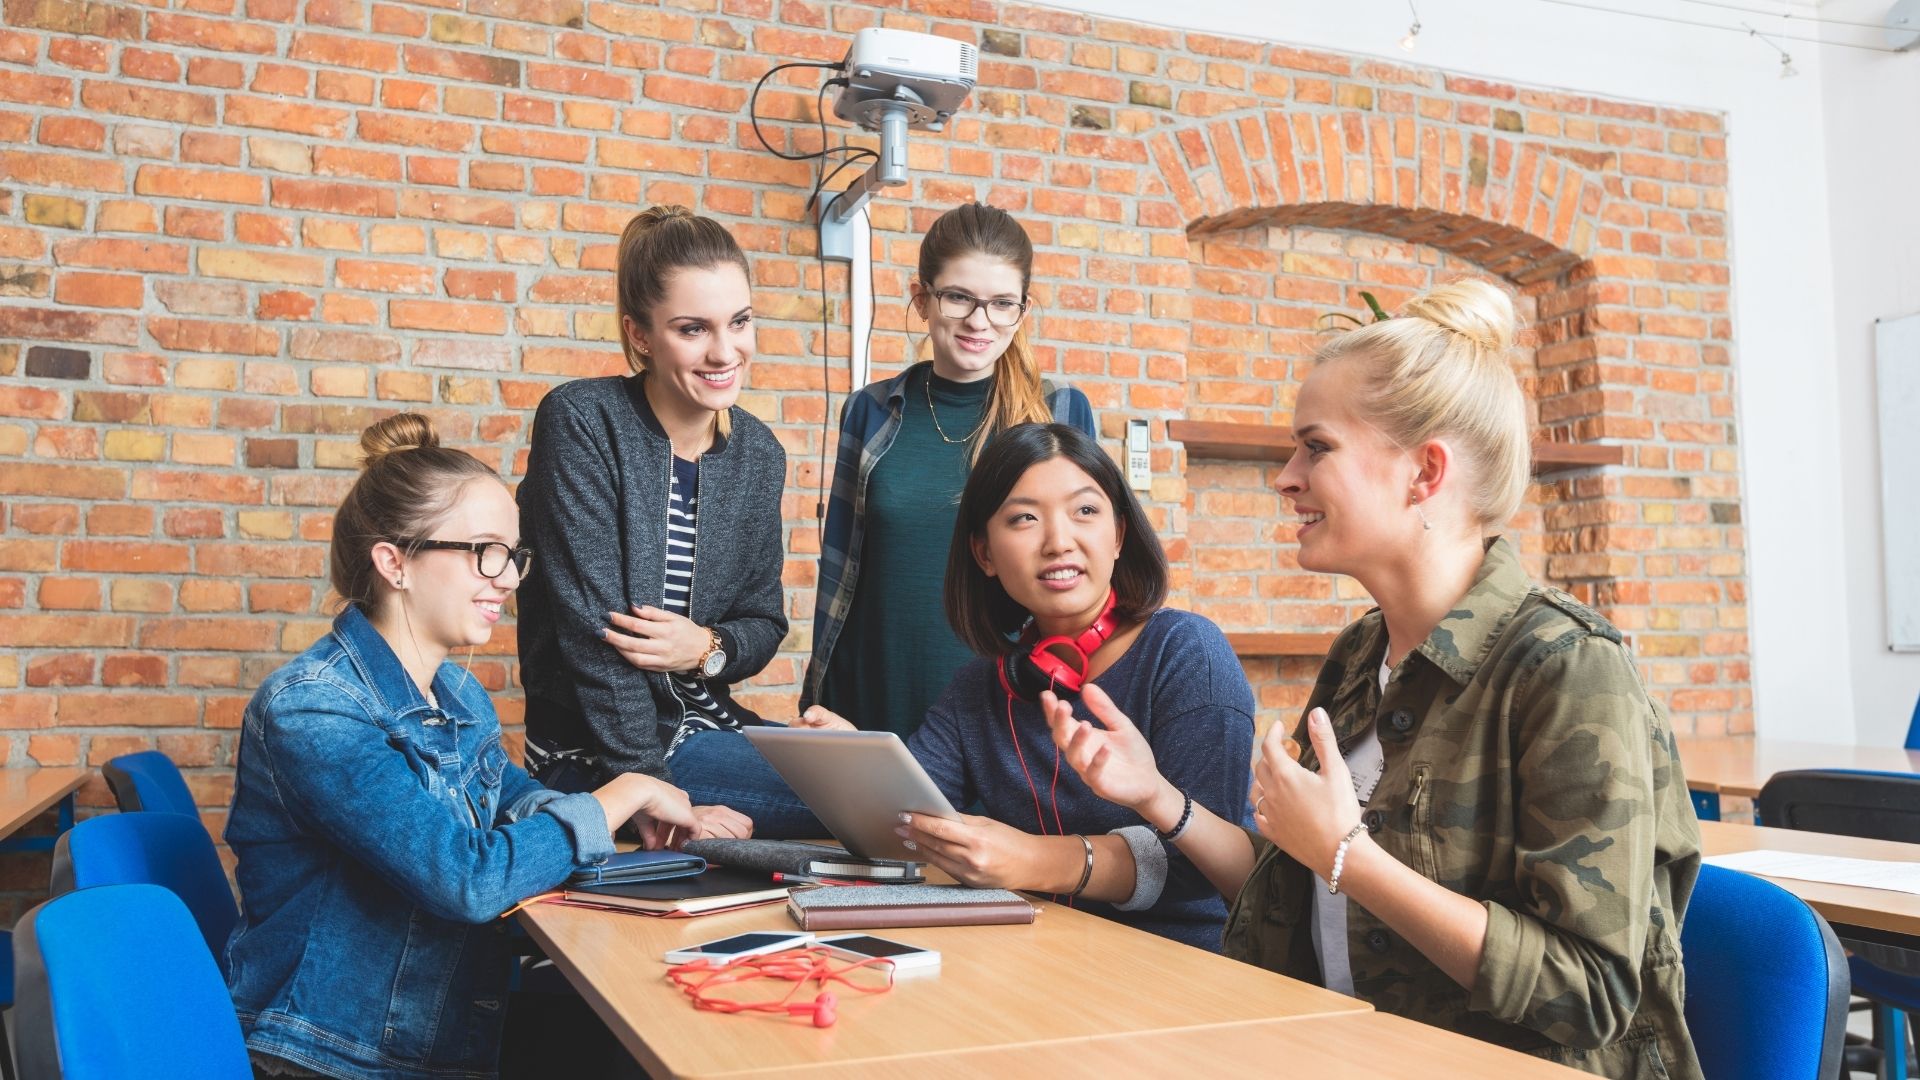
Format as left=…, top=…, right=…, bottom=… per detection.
left=225, top=605, right=615, bottom=1080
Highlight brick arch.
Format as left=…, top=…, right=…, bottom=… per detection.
left=1146, top=109, right=1611, bottom=286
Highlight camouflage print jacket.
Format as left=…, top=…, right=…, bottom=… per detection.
left=1222, top=537, right=1703, bottom=1079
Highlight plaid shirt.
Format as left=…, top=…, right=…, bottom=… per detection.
left=800, top=361, right=1095, bottom=709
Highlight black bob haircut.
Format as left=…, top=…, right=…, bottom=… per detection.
left=943, top=423, right=1169, bottom=656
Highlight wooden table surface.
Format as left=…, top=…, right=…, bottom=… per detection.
left=518, top=893, right=1369, bottom=1080
left=776, top=1011, right=1586, bottom=1079
left=0, top=767, right=90, bottom=839
left=1676, top=738, right=1920, bottom=799
left=1700, top=819, right=1920, bottom=939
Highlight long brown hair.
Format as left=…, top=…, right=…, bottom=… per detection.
left=615, top=204, right=752, bottom=438
left=916, top=203, right=1052, bottom=463
left=330, top=414, right=496, bottom=612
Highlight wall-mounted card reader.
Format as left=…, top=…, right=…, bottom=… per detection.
left=1126, top=419, right=1151, bottom=492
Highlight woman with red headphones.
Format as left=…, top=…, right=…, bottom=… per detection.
left=797, top=423, right=1255, bottom=951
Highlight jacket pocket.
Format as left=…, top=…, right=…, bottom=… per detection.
left=1405, top=763, right=1439, bottom=880
left=1535, top=1027, right=1673, bottom=1080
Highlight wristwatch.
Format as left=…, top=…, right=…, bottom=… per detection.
left=695, top=629, right=727, bottom=679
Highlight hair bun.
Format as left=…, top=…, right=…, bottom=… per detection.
left=359, top=413, right=439, bottom=469
left=1400, top=279, right=1516, bottom=353
left=630, top=204, right=695, bottom=234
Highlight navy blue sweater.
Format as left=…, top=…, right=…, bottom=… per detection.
left=907, top=608, right=1255, bottom=951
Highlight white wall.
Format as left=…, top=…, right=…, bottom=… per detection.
left=1817, top=0, right=1920, bottom=744
left=1049, top=0, right=1872, bottom=741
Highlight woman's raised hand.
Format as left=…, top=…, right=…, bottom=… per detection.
left=1042, top=684, right=1174, bottom=816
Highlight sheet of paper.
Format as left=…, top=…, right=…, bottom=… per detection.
left=1705, top=849, right=1920, bottom=896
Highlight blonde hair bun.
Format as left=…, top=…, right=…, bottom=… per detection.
left=1400, top=279, right=1516, bottom=353
left=359, top=413, right=439, bottom=469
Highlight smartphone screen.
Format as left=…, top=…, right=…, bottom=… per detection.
left=691, top=932, right=803, bottom=955
left=822, top=935, right=924, bottom=959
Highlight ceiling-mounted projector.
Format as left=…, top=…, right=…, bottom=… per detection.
left=832, top=27, right=977, bottom=133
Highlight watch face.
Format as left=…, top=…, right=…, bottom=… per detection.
left=702, top=650, right=726, bottom=678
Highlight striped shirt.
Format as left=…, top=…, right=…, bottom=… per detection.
left=664, top=454, right=736, bottom=739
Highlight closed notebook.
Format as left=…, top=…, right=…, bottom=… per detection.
left=787, top=884, right=1035, bottom=931
left=565, top=849, right=705, bottom=887
left=684, top=838, right=925, bottom=883
left=564, top=865, right=789, bottom=917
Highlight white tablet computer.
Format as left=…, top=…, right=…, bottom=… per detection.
left=741, top=727, right=958, bottom=862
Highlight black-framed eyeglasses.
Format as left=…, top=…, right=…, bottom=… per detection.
left=404, top=539, right=534, bottom=579
left=932, top=288, right=1028, bottom=328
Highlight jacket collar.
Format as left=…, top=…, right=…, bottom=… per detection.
left=622, top=374, right=730, bottom=455
left=1412, top=535, right=1532, bottom=685
left=881, top=361, right=934, bottom=410
left=330, top=604, right=441, bottom=722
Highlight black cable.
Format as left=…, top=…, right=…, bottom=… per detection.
left=751, top=62, right=861, bottom=160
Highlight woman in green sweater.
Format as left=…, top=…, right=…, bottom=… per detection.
left=802, top=204, right=1095, bottom=737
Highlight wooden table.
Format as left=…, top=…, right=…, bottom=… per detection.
left=1676, top=738, right=1920, bottom=820
left=1700, top=820, right=1920, bottom=940
left=0, top=767, right=90, bottom=852
left=519, top=894, right=1369, bottom=1079
left=780, top=1012, right=1585, bottom=1078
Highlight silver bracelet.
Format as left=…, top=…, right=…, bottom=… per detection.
left=1068, top=834, right=1095, bottom=896
left=1326, top=822, right=1368, bottom=895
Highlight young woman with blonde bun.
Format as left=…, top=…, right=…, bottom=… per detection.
left=1045, top=281, right=1703, bottom=1078
left=225, top=414, right=699, bottom=1079
left=803, top=203, right=1096, bottom=740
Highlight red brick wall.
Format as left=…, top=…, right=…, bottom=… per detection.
left=0, top=0, right=1748, bottom=907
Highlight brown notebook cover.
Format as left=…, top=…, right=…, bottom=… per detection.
left=787, top=884, right=1036, bottom=931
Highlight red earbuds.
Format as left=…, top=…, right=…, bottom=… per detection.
left=666, top=949, right=888, bottom=1028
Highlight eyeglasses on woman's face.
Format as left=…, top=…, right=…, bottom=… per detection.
left=931, top=288, right=1028, bottom=328
left=404, top=539, right=534, bottom=580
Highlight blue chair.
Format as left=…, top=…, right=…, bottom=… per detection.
left=50, top=811, right=239, bottom=976
left=1758, top=769, right=1920, bottom=1078
left=101, top=749, right=198, bottom=816
left=1906, top=690, right=1920, bottom=751
left=12, top=883, right=250, bottom=1079
left=1681, top=863, right=1849, bottom=1079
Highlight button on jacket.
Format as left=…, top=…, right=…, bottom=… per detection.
left=225, top=605, right=615, bottom=1080
left=1223, top=538, right=1703, bottom=1080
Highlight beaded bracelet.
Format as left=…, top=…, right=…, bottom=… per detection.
left=1155, top=792, right=1195, bottom=843
left=1068, top=834, right=1095, bottom=896
left=1326, top=822, right=1368, bottom=895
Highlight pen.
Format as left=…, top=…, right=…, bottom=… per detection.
left=772, top=873, right=879, bottom=887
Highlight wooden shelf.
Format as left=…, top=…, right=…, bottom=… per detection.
left=1168, top=420, right=1626, bottom=477
left=1226, top=632, right=1339, bottom=658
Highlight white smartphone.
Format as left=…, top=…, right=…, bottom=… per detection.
left=663, top=930, right=814, bottom=965
left=816, top=933, right=941, bottom=973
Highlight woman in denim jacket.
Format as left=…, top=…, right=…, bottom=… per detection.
left=225, top=414, right=697, bottom=1080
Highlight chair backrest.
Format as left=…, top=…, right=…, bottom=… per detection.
left=102, top=749, right=198, bottom=816
left=1907, top=691, right=1920, bottom=751
left=12, top=883, right=251, bottom=1080
left=1682, top=863, right=1849, bottom=1080
left=51, top=811, right=239, bottom=976
left=1756, top=769, right=1920, bottom=844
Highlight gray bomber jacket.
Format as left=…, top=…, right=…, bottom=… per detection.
left=516, top=374, right=788, bottom=786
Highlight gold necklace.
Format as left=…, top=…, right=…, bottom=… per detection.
left=925, top=371, right=991, bottom=445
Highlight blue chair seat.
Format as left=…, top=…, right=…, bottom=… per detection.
left=50, top=811, right=238, bottom=975
left=1682, top=863, right=1849, bottom=1079
left=101, top=750, right=197, bottom=816
left=12, top=883, right=250, bottom=1079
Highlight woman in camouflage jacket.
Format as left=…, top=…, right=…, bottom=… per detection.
left=1043, top=281, right=1703, bottom=1078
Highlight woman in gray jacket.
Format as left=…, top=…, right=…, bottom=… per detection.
left=517, top=205, right=818, bottom=839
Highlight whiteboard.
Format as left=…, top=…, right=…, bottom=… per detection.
left=1878, top=311, right=1920, bottom=651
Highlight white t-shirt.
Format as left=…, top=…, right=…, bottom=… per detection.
left=1308, top=661, right=1391, bottom=996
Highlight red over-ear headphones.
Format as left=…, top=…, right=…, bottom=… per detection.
left=996, top=590, right=1120, bottom=703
